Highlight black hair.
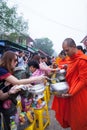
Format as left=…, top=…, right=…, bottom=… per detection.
left=28, top=60, right=39, bottom=69
left=19, top=50, right=24, bottom=54
left=40, top=56, right=46, bottom=59
left=77, top=45, right=83, bottom=50
left=32, top=55, right=40, bottom=63
left=60, top=50, right=66, bottom=56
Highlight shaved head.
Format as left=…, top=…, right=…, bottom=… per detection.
left=62, top=38, right=76, bottom=48
left=62, top=38, right=77, bottom=57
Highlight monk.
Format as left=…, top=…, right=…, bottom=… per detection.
left=52, top=50, right=69, bottom=128
left=57, top=50, right=69, bottom=69
left=62, top=38, right=87, bottom=130
left=52, top=38, right=87, bottom=130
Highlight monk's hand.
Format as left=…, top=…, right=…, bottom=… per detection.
left=61, top=93, right=71, bottom=98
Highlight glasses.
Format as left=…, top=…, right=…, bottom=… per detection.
left=14, top=59, right=18, bottom=62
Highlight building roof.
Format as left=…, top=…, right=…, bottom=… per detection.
left=0, top=40, right=33, bottom=53
left=38, top=49, right=49, bottom=56
left=28, top=47, right=36, bottom=53
left=27, top=36, right=34, bottom=42
left=81, top=36, right=87, bottom=46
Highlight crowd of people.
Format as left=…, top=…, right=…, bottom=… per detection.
left=0, top=38, right=87, bottom=130
left=0, top=51, right=46, bottom=130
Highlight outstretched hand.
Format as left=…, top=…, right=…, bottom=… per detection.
left=34, top=75, right=45, bottom=81
left=9, top=85, right=21, bottom=95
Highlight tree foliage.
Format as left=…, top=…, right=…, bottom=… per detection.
left=0, top=0, right=29, bottom=35
left=34, top=38, right=54, bottom=56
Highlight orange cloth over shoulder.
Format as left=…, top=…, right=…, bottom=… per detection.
left=55, top=56, right=69, bottom=69
left=58, top=56, right=69, bottom=69
left=65, top=50, right=87, bottom=130
left=55, top=57, right=61, bottom=65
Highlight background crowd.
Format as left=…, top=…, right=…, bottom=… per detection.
left=0, top=38, right=87, bottom=130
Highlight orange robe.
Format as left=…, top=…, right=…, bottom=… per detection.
left=52, top=96, right=69, bottom=128
left=52, top=56, right=70, bottom=128
left=66, top=50, right=87, bottom=130
left=55, top=57, right=61, bottom=65
left=52, top=50, right=87, bottom=130
left=55, top=56, right=69, bottom=69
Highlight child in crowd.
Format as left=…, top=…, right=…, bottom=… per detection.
left=28, top=60, right=44, bottom=76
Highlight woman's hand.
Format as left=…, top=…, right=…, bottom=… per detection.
left=55, top=68, right=60, bottom=71
left=25, top=84, right=33, bottom=88
left=33, top=75, right=46, bottom=82
left=8, top=86, right=21, bottom=95
left=51, top=67, right=60, bottom=72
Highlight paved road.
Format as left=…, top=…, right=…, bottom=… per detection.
left=45, top=95, right=71, bottom=130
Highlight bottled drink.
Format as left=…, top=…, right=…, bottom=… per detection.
left=10, top=116, right=17, bottom=130
left=10, top=121, right=17, bottom=130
